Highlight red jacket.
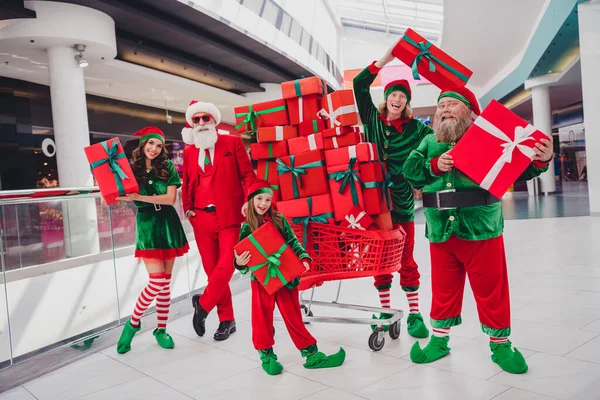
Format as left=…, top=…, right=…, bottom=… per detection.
left=182, top=134, right=257, bottom=228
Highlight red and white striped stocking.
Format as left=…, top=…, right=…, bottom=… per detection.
left=378, top=287, right=391, bottom=309
left=406, top=291, right=419, bottom=314
left=156, top=273, right=172, bottom=329
left=130, top=272, right=166, bottom=328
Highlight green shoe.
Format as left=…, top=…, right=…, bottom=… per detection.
left=117, top=320, right=141, bottom=354
left=153, top=328, right=175, bottom=349
left=258, top=348, right=284, bottom=376
left=407, top=313, right=430, bottom=338
left=370, top=312, right=394, bottom=332
left=490, top=340, right=528, bottom=374
left=410, top=335, right=450, bottom=364
left=301, top=344, right=346, bottom=369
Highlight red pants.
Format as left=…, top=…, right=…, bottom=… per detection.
left=374, top=221, right=420, bottom=291
left=429, top=235, right=511, bottom=334
left=251, top=280, right=317, bottom=351
left=190, top=210, right=239, bottom=321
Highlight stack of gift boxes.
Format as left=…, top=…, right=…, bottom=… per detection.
left=234, top=77, right=393, bottom=246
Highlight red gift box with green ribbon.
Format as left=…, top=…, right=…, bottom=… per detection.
left=298, top=118, right=327, bottom=136
left=392, top=28, right=472, bottom=89
left=257, top=126, right=298, bottom=143
left=288, top=133, right=325, bottom=155
left=287, top=95, right=322, bottom=126
left=250, top=141, right=289, bottom=161
left=281, top=76, right=327, bottom=99
left=276, top=194, right=334, bottom=247
left=234, top=99, right=289, bottom=136
left=84, top=138, right=138, bottom=205
left=359, top=161, right=393, bottom=214
left=256, top=160, right=281, bottom=204
left=327, top=158, right=365, bottom=221
left=323, top=131, right=364, bottom=150
left=234, top=221, right=305, bottom=295
left=276, top=149, right=329, bottom=201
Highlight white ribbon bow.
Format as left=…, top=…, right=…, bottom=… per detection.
left=345, top=211, right=367, bottom=230
left=318, top=94, right=357, bottom=127
left=475, top=116, right=539, bottom=191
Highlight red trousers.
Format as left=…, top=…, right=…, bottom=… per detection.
left=190, top=210, right=238, bottom=321
left=429, top=235, right=511, bottom=333
left=251, top=280, right=317, bottom=351
left=374, top=221, right=420, bottom=290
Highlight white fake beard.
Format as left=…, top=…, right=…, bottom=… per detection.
left=433, top=113, right=472, bottom=143
left=192, top=124, right=218, bottom=150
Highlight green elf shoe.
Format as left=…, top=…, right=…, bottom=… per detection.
left=117, top=320, right=141, bottom=354
left=407, top=313, right=430, bottom=338
left=490, top=340, right=528, bottom=374
left=370, top=312, right=394, bottom=332
left=258, top=348, right=284, bottom=376
left=301, top=344, right=346, bottom=369
left=153, top=328, right=175, bottom=349
left=410, top=335, right=450, bottom=364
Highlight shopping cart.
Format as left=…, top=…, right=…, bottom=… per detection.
left=290, top=222, right=406, bottom=351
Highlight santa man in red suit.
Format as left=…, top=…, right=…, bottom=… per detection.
left=181, top=100, right=258, bottom=341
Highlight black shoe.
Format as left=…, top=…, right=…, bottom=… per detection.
left=214, top=320, right=236, bottom=341
left=192, top=294, right=208, bottom=337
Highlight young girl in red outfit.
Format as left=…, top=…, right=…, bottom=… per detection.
left=234, top=180, right=346, bottom=375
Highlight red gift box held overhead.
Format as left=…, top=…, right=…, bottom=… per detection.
left=234, top=221, right=305, bottom=295
left=234, top=99, right=289, bottom=136
left=276, top=194, right=335, bottom=248
left=360, top=161, right=393, bottom=214
left=282, top=76, right=327, bottom=99
left=392, top=28, right=472, bottom=89
left=327, top=158, right=365, bottom=221
left=450, top=99, right=550, bottom=199
left=84, top=138, right=139, bottom=205
left=287, top=95, right=322, bottom=126
left=288, top=133, right=325, bottom=155
left=276, top=149, right=329, bottom=201
left=257, top=126, right=298, bottom=143
left=250, top=141, right=289, bottom=160
left=319, top=90, right=359, bottom=129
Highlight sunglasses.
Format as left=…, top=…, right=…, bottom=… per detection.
left=192, top=115, right=212, bottom=124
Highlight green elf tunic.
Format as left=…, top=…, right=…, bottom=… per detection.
left=353, top=62, right=433, bottom=223
left=134, top=160, right=189, bottom=259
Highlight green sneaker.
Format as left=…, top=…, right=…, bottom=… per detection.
left=117, top=320, right=141, bottom=354
left=370, top=312, right=394, bottom=332
left=258, top=348, right=284, bottom=375
left=407, top=313, right=430, bottom=338
left=153, top=328, right=175, bottom=349
left=410, top=335, right=450, bottom=364
left=490, top=340, right=528, bottom=374
left=301, top=344, right=346, bottom=369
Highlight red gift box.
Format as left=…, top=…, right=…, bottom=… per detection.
left=287, top=95, right=322, bottom=125
left=298, top=119, right=327, bottom=136
left=322, top=126, right=361, bottom=138
left=250, top=142, right=289, bottom=160
left=325, top=143, right=379, bottom=167
left=234, top=221, right=305, bottom=295
left=373, top=212, right=393, bottom=231
left=359, top=161, right=392, bottom=214
left=327, top=160, right=365, bottom=221
left=339, top=206, right=373, bottom=230
left=257, top=160, right=279, bottom=186
left=281, top=77, right=327, bottom=99
left=323, top=131, right=364, bottom=150
left=234, top=99, right=289, bottom=135
left=276, top=149, right=329, bottom=201
left=84, top=138, right=139, bottom=205
left=288, top=133, right=324, bottom=155
left=276, top=194, right=335, bottom=247
left=392, top=28, right=472, bottom=89
left=257, top=126, right=298, bottom=143
left=319, top=90, right=358, bottom=129
left=450, top=99, right=550, bottom=198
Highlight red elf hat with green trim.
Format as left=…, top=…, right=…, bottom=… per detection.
left=133, top=126, right=165, bottom=143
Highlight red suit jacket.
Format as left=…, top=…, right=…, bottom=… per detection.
left=182, top=134, right=257, bottom=228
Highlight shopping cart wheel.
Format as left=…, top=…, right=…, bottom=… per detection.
left=301, top=304, right=313, bottom=324
left=389, top=320, right=401, bottom=340
left=368, top=331, right=385, bottom=351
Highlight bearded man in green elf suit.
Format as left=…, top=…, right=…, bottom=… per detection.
left=352, top=41, right=433, bottom=338
left=403, top=85, right=554, bottom=374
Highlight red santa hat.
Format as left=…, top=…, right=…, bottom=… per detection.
left=438, top=86, right=481, bottom=117
left=181, top=100, right=222, bottom=145
left=384, top=79, right=412, bottom=103
left=133, top=126, right=165, bottom=143
left=247, top=180, right=274, bottom=202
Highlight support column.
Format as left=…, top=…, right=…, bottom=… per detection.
left=530, top=84, right=556, bottom=194
left=47, top=46, right=99, bottom=256
left=579, top=0, right=600, bottom=216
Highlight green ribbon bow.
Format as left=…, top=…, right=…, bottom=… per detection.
left=291, top=197, right=333, bottom=248
left=248, top=235, right=289, bottom=287
left=235, top=104, right=287, bottom=135
left=328, top=158, right=362, bottom=206
left=276, top=157, right=324, bottom=199
left=402, top=35, right=470, bottom=83
left=90, top=141, right=130, bottom=196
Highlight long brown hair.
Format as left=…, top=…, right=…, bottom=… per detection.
left=378, top=101, right=413, bottom=120
left=246, top=197, right=285, bottom=234
left=131, top=139, right=170, bottom=186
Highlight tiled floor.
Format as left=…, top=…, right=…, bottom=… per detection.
left=3, top=216, right=600, bottom=400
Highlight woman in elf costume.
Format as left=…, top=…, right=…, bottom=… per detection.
left=234, top=180, right=346, bottom=376
left=353, top=41, right=432, bottom=338
left=116, top=126, right=190, bottom=354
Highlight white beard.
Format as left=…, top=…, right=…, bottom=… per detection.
left=191, top=124, right=218, bottom=151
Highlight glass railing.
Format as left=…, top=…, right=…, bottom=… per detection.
left=0, top=187, right=206, bottom=372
